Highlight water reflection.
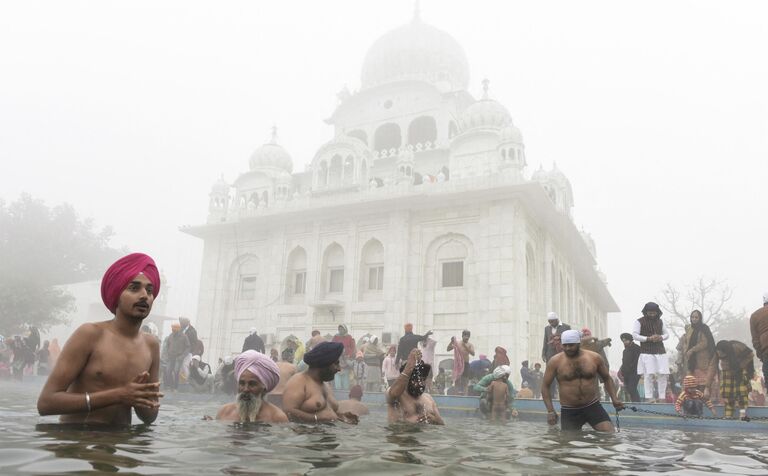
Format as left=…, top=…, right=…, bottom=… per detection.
left=34, top=423, right=153, bottom=473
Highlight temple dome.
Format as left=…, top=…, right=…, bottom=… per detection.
left=499, top=123, right=523, bottom=144
left=361, top=16, right=469, bottom=92
left=249, top=128, right=293, bottom=173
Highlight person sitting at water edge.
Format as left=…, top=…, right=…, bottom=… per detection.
left=675, top=375, right=716, bottom=417
left=542, top=330, right=624, bottom=432
left=337, top=385, right=370, bottom=417
left=282, top=341, right=358, bottom=424
left=214, top=350, right=287, bottom=423
left=37, top=253, right=163, bottom=425
left=473, top=365, right=518, bottom=419
left=386, top=348, right=444, bottom=425
left=517, top=381, right=534, bottom=399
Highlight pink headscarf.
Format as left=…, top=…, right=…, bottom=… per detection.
left=235, top=350, right=280, bottom=393
left=100, top=253, right=161, bottom=314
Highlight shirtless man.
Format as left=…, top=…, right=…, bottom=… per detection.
left=214, top=350, right=287, bottom=423
left=488, top=378, right=510, bottom=422
left=271, top=348, right=298, bottom=396
left=386, top=348, right=444, bottom=425
left=542, top=330, right=624, bottom=432
left=447, top=330, right=474, bottom=393
left=37, top=253, right=164, bottom=425
left=282, top=341, right=358, bottom=424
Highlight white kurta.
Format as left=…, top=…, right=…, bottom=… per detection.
left=631, top=319, right=670, bottom=375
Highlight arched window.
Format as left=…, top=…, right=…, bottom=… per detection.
left=526, top=244, right=536, bottom=312
left=437, top=240, right=468, bottom=288
left=448, top=121, right=458, bottom=139
left=237, top=257, right=259, bottom=301
left=407, top=116, right=437, bottom=146
left=285, top=247, right=307, bottom=300
left=501, top=149, right=507, bottom=160
left=329, top=155, right=343, bottom=186
left=322, top=243, right=345, bottom=295
left=343, top=155, right=354, bottom=184
left=347, top=129, right=367, bottom=146
left=261, top=191, right=268, bottom=207
left=249, top=192, right=259, bottom=209
left=360, top=159, right=368, bottom=184
left=550, top=262, right=558, bottom=313
left=318, top=161, right=328, bottom=186
left=559, top=272, right=566, bottom=318
left=359, top=239, right=384, bottom=300
left=374, top=123, right=401, bottom=151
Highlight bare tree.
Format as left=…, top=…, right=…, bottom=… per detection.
left=659, top=277, right=746, bottom=341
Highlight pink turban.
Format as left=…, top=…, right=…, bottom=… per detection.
left=235, top=350, right=280, bottom=393
left=101, top=253, right=161, bottom=314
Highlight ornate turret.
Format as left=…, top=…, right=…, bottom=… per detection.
left=208, top=175, right=230, bottom=223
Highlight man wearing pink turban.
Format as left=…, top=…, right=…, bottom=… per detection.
left=214, top=350, right=288, bottom=423
left=37, top=253, right=164, bottom=425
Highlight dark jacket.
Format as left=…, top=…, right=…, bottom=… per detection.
left=541, top=323, right=571, bottom=362
left=396, top=332, right=428, bottom=364
left=621, top=342, right=642, bottom=377
left=242, top=333, right=266, bottom=353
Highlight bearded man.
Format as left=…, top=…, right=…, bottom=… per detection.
left=542, top=330, right=624, bottom=432
left=632, top=302, right=670, bottom=402
left=386, top=348, right=444, bottom=425
left=215, top=350, right=287, bottom=423
left=37, top=253, right=164, bottom=425
left=282, top=341, right=358, bottom=424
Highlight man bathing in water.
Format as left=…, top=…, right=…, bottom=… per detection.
left=214, top=350, right=287, bottom=423
left=542, top=330, right=624, bottom=432
left=37, top=253, right=164, bottom=425
left=386, top=348, right=444, bottom=425
left=282, top=341, right=358, bottom=423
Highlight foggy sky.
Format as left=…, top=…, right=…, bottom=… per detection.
left=1, top=0, right=766, bottom=365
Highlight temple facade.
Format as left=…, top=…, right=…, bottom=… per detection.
left=182, top=13, right=619, bottom=372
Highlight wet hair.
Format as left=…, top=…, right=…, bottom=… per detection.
left=281, top=348, right=295, bottom=362
left=349, top=385, right=363, bottom=399
left=311, top=330, right=320, bottom=336
left=620, top=333, right=633, bottom=341
left=462, top=330, right=471, bottom=337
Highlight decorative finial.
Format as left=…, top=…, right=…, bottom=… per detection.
left=413, top=0, right=421, bottom=22
left=481, top=78, right=490, bottom=99
left=270, top=124, right=278, bottom=144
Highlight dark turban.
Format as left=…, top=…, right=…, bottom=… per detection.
left=303, top=341, right=344, bottom=368
left=641, top=302, right=662, bottom=315
left=100, top=253, right=161, bottom=314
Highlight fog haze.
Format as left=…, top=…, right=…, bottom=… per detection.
left=1, top=0, right=766, bottom=364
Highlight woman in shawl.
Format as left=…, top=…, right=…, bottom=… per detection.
left=363, top=336, right=385, bottom=392
left=682, top=310, right=717, bottom=399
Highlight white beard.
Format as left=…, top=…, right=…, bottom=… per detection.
left=237, top=392, right=264, bottom=422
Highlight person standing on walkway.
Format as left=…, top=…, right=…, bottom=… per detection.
left=632, top=302, right=670, bottom=402
left=750, top=292, right=768, bottom=385
left=619, top=333, right=642, bottom=402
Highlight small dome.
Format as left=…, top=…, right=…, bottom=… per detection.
left=210, top=175, right=229, bottom=194
left=249, top=127, right=293, bottom=173
left=531, top=165, right=548, bottom=182
left=361, top=15, right=469, bottom=91
left=499, top=123, right=523, bottom=144
left=458, top=80, right=511, bottom=132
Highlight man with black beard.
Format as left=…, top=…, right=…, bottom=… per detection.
left=282, top=341, right=358, bottom=424
left=386, top=348, right=444, bottom=424
left=542, top=330, right=623, bottom=432
left=214, top=350, right=287, bottom=423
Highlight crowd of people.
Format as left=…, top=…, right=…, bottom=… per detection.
left=0, top=327, right=60, bottom=381
left=18, top=252, right=768, bottom=433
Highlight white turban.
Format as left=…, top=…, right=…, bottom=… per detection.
left=561, top=330, right=581, bottom=344
left=493, top=365, right=512, bottom=379
left=547, top=312, right=558, bottom=321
